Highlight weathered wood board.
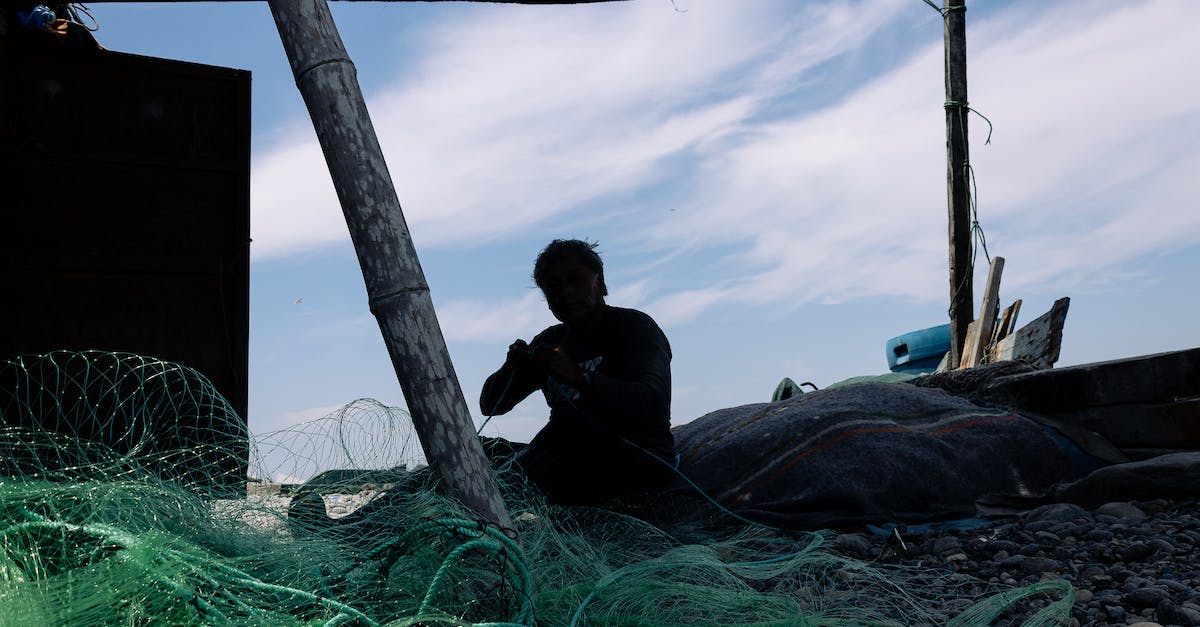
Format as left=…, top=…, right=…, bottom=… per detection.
left=988, top=297, right=1069, bottom=368
left=990, top=299, right=1021, bottom=347
left=960, top=257, right=1005, bottom=369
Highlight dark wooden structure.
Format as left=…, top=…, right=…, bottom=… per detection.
left=981, top=347, right=1200, bottom=459
left=941, top=0, right=973, bottom=366
left=0, top=39, right=250, bottom=491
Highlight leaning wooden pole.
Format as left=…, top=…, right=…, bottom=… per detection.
left=268, top=0, right=512, bottom=530
left=943, top=0, right=973, bottom=367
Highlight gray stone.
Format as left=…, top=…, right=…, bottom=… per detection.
left=983, top=539, right=1021, bottom=555
left=1026, top=519, right=1061, bottom=533
left=1121, top=542, right=1158, bottom=562
left=1156, top=598, right=1200, bottom=626
left=1053, top=546, right=1076, bottom=560
left=1113, top=568, right=1137, bottom=582
left=1069, top=523, right=1093, bottom=537
left=1028, top=502, right=1090, bottom=523
left=1098, top=501, right=1148, bottom=522
left=1150, top=537, right=1176, bottom=555
left=931, top=536, right=961, bottom=555
left=999, top=555, right=1024, bottom=569
left=1035, top=530, right=1063, bottom=544
left=1075, top=589, right=1095, bottom=604
left=1127, top=587, right=1170, bottom=608
left=1020, top=556, right=1060, bottom=574
left=833, top=533, right=874, bottom=560
left=1124, top=577, right=1152, bottom=591
left=1161, top=580, right=1198, bottom=596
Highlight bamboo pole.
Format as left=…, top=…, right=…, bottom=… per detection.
left=943, top=0, right=973, bottom=368
left=268, top=0, right=511, bottom=530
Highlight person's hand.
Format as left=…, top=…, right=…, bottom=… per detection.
left=505, top=339, right=533, bottom=366
left=531, top=343, right=586, bottom=387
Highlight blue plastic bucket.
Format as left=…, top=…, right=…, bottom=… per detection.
left=885, top=323, right=951, bottom=373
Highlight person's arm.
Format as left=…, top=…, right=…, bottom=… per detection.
left=479, top=339, right=545, bottom=416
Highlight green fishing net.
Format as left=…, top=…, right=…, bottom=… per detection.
left=0, top=351, right=1073, bottom=625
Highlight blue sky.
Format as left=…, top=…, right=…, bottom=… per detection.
left=92, top=0, right=1199, bottom=479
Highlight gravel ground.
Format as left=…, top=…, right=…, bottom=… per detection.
left=230, top=488, right=1199, bottom=625
left=829, top=499, right=1200, bottom=626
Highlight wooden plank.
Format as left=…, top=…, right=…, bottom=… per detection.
left=990, top=299, right=1021, bottom=347
left=957, top=320, right=979, bottom=370
left=987, top=296, right=1069, bottom=369
left=960, top=256, right=1004, bottom=368
left=983, top=346, right=1200, bottom=411
left=1002, top=299, right=1022, bottom=337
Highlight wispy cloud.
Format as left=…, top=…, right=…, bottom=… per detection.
left=639, top=0, right=1200, bottom=320
left=250, top=0, right=1199, bottom=335
left=437, top=291, right=549, bottom=343
left=249, top=0, right=906, bottom=259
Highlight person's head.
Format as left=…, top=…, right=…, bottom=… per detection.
left=533, top=239, right=608, bottom=328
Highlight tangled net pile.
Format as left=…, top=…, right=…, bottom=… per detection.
left=0, top=351, right=1074, bottom=625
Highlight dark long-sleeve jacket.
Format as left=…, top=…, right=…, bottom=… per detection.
left=479, top=305, right=674, bottom=462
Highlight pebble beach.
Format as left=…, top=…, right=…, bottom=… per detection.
left=829, top=499, right=1200, bottom=626
left=242, top=486, right=1199, bottom=625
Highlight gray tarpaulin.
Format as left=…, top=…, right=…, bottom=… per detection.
left=670, top=382, right=1095, bottom=530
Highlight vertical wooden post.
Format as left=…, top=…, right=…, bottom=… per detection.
left=268, top=0, right=512, bottom=530
left=943, top=0, right=973, bottom=367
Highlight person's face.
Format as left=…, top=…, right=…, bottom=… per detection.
left=539, top=257, right=604, bottom=328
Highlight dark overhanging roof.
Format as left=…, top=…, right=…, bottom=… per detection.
left=75, top=0, right=626, bottom=4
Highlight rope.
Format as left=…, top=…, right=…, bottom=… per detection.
left=365, top=517, right=536, bottom=625
left=66, top=3, right=100, bottom=32
left=476, top=370, right=517, bottom=435
left=921, top=0, right=966, bottom=17
left=0, top=516, right=378, bottom=625
left=568, top=533, right=828, bottom=627
left=926, top=1, right=995, bottom=288
left=943, top=100, right=995, bottom=316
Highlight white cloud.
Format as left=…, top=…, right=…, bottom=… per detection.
left=645, top=285, right=738, bottom=326
left=249, top=0, right=907, bottom=259
left=638, top=0, right=1200, bottom=315
left=437, top=291, right=549, bottom=343
left=250, top=0, right=1200, bottom=324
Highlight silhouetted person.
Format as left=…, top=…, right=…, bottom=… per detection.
left=481, top=239, right=675, bottom=505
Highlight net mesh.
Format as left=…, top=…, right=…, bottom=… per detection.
left=0, top=351, right=1073, bottom=625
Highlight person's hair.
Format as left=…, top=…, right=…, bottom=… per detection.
left=532, top=239, right=608, bottom=296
